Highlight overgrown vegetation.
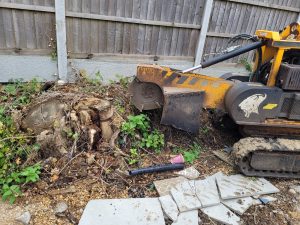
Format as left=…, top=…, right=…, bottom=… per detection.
left=120, top=114, right=165, bottom=164
left=0, top=79, right=42, bottom=203
left=80, top=70, right=103, bottom=86
left=110, top=75, right=131, bottom=88
left=173, top=142, right=202, bottom=164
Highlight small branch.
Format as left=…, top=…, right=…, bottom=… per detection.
left=58, top=150, right=85, bottom=175
left=140, top=147, right=162, bottom=164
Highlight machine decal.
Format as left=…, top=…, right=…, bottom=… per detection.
left=239, top=94, right=267, bottom=118
left=263, top=103, right=278, bottom=110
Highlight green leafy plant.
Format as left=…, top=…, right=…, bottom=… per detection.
left=2, top=78, right=41, bottom=108
left=173, top=142, right=202, bottom=164
left=80, top=70, right=103, bottom=86
left=87, top=71, right=103, bottom=85
left=1, top=184, right=22, bottom=204
left=115, top=75, right=131, bottom=88
left=127, top=148, right=140, bottom=165
left=4, top=84, right=17, bottom=96
left=121, top=114, right=165, bottom=157
left=20, top=164, right=41, bottom=183
left=140, top=129, right=164, bottom=153
left=109, top=75, right=131, bottom=88
left=0, top=80, right=42, bottom=203
left=64, top=128, right=79, bottom=140
left=0, top=164, right=40, bottom=204
left=121, top=114, right=150, bottom=136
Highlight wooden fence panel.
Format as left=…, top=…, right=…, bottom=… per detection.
left=65, top=0, right=204, bottom=56
left=0, top=0, right=300, bottom=63
left=0, top=9, right=54, bottom=50
left=203, top=0, right=300, bottom=62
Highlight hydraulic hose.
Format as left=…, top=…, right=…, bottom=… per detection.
left=182, top=41, right=266, bottom=73
left=129, top=163, right=185, bottom=176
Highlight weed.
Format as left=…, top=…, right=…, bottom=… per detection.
left=121, top=114, right=150, bottom=136
left=1, top=164, right=40, bottom=204
left=173, top=142, right=202, bottom=164
left=121, top=114, right=165, bottom=156
left=0, top=80, right=42, bottom=203
left=4, top=84, right=17, bottom=96
left=2, top=78, right=41, bottom=109
left=239, top=58, right=252, bottom=72
left=109, top=75, right=131, bottom=88
left=64, top=128, right=79, bottom=140
left=115, top=75, right=131, bottom=88
left=93, top=71, right=104, bottom=84
left=127, top=148, right=140, bottom=165
left=79, top=70, right=105, bottom=94
left=140, top=130, right=164, bottom=153
left=80, top=70, right=103, bottom=86
left=113, top=99, right=126, bottom=114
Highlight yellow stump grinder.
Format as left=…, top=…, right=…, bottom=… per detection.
left=129, top=23, right=300, bottom=179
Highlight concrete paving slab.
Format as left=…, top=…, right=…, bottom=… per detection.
left=154, top=177, right=188, bottom=196
left=159, top=195, right=179, bottom=222
left=216, top=174, right=279, bottom=200
left=222, top=197, right=254, bottom=215
left=172, top=210, right=198, bottom=225
left=195, top=175, right=220, bottom=207
left=205, top=171, right=224, bottom=180
left=170, top=181, right=202, bottom=212
left=78, top=198, right=165, bottom=225
left=174, top=167, right=200, bottom=179
left=201, top=204, right=240, bottom=225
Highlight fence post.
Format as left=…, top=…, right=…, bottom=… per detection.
left=194, top=0, right=214, bottom=66
left=55, top=0, right=68, bottom=81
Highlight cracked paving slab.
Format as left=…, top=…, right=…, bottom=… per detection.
left=216, top=174, right=279, bottom=200
left=79, top=198, right=165, bottom=225
left=170, top=181, right=202, bottom=212
left=159, top=195, right=179, bottom=222
left=171, top=210, right=198, bottom=225
left=201, top=203, right=241, bottom=225
left=222, top=197, right=254, bottom=215
left=195, top=172, right=223, bottom=207
left=154, top=176, right=188, bottom=196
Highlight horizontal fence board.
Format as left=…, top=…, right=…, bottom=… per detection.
left=221, top=0, right=300, bottom=12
